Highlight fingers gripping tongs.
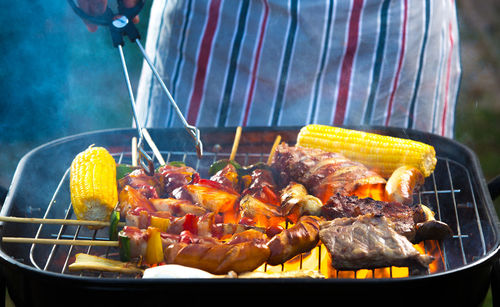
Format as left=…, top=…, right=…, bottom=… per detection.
left=67, top=0, right=204, bottom=173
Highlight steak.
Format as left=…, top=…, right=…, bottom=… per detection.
left=321, top=193, right=426, bottom=242
left=319, top=214, right=434, bottom=273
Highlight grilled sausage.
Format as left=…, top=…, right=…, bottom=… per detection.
left=266, top=215, right=322, bottom=265
left=164, top=230, right=270, bottom=275
left=385, top=165, right=425, bottom=205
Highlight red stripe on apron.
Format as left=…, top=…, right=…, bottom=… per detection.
left=385, top=0, right=408, bottom=126
left=187, top=0, right=222, bottom=125
left=441, top=21, right=454, bottom=136
left=242, top=0, right=269, bottom=127
left=333, top=0, right=364, bottom=126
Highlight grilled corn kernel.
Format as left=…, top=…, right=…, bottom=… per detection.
left=296, top=125, right=437, bottom=178
left=70, top=145, right=118, bottom=228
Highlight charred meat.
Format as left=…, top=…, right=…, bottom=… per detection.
left=319, top=214, right=434, bottom=273
left=322, top=193, right=422, bottom=242
left=271, top=143, right=386, bottom=203
left=321, top=194, right=452, bottom=243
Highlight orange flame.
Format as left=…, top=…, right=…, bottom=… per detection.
left=352, top=183, right=387, bottom=201
left=231, top=179, right=442, bottom=279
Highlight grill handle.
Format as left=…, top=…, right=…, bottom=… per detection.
left=488, top=175, right=500, bottom=201
left=489, top=175, right=500, bottom=307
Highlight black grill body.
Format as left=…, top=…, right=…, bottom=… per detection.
left=1, top=126, right=499, bottom=307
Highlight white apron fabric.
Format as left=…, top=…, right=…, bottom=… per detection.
left=135, top=0, right=461, bottom=138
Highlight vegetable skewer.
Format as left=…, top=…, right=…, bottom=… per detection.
left=229, top=126, right=242, bottom=162
left=267, top=134, right=281, bottom=166
left=2, top=237, right=119, bottom=247
left=0, top=216, right=125, bottom=228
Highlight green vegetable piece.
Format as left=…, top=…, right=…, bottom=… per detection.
left=119, top=232, right=131, bottom=262
left=116, top=164, right=137, bottom=180
left=168, top=161, right=186, bottom=167
left=208, top=159, right=242, bottom=176
left=109, top=211, right=120, bottom=241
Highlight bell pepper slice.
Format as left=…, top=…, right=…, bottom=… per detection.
left=146, top=227, right=164, bottom=265
left=150, top=215, right=171, bottom=233
left=109, top=210, right=121, bottom=241
left=118, top=232, right=131, bottom=263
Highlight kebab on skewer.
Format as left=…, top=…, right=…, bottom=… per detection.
left=83, top=125, right=446, bottom=274
left=3, top=125, right=453, bottom=277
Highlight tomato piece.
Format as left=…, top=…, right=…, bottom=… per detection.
left=182, top=214, right=199, bottom=235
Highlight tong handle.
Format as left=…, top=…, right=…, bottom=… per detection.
left=134, top=39, right=204, bottom=158
left=67, top=0, right=144, bottom=25
left=67, top=0, right=144, bottom=46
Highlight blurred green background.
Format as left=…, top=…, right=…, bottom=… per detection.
left=0, top=1, right=498, bottom=306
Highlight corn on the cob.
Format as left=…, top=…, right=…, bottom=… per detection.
left=296, top=124, right=437, bottom=178
left=70, top=145, right=118, bottom=228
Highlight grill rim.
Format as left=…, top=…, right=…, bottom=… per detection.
left=1, top=126, right=500, bottom=305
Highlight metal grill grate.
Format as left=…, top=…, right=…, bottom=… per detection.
left=24, top=146, right=489, bottom=279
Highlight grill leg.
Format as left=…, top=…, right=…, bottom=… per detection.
left=492, top=259, right=500, bottom=307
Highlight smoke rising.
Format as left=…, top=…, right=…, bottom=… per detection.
left=0, top=1, right=150, bottom=187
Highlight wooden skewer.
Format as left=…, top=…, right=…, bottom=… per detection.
left=229, top=126, right=242, bottom=161
left=2, top=237, right=119, bottom=247
left=131, top=136, right=138, bottom=167
left=0, top=216, right=125, bottom=228
left=267, top=134, right=282, bottom=165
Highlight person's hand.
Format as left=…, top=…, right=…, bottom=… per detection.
left=77, top=0, right=141, bottom=32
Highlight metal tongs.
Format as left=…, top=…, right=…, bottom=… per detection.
left=67, top=0, right=204, bottom=173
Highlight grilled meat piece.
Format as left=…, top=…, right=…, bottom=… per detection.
left=241, top=168, right=280, bottom=206
left=321, top=194, right=452, bottom=243
left=271, top=143, right=386, bottom=203
left=239, top=181, right=322, bottom=226
left=150, top=198, right=207, bottom=217
left=172, top=179, right=240, bottom=215
left=118, top=185, right=156, bottom=216
left=238, top=167, right=284, bottom=227
left=239, top=194, right=284, bottom=227
left=209, top=163, right=241, bottom=192
left=319, top=214, right=434, bottom=273
left=118, top=168, right=162, bottom=199
left=156, top=164, right=198, bottom=197
left=322, top=194, right=421, bottom=242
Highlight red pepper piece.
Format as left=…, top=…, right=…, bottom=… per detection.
left=182, top=214, right=199, bottom=235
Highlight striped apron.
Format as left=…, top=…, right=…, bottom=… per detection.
left=135, top=0, right=461, bottom=138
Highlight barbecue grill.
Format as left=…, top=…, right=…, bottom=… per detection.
left=1, top=126, right=499, bottom=307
